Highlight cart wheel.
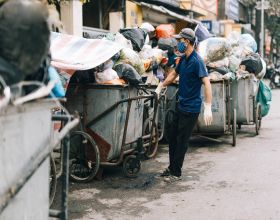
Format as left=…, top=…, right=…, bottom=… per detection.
left=232, top=108, right=237, bottom=147
left=49, top=155, right=57, bottom=207
left=69, top=131, right=100, bottom=183
left=255, top=103, right=262, bottom=135
left=143, top=118, right=159, bottom=158
left=122, top=155, right=141, bottom=178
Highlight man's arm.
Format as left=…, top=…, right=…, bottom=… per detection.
left=201, top=76, right=212, bottom=104
left=162, top=69, right=178, bottom=87
left=155, top=69, right=178, bottom=96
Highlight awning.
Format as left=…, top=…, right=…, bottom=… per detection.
left=136, top=1, right=199, bottom=24
left=50, top=32, right=122, bottom=71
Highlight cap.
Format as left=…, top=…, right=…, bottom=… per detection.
left=173, top=28, right=195, bottom=41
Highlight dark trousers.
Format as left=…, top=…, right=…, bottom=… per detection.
left=168, top=109, right=199, bottom=177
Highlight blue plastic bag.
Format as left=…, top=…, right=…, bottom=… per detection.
left=48, top=66, right=65, bottom=98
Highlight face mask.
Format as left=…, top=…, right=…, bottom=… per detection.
left=177, top=41, right=187, bottom=53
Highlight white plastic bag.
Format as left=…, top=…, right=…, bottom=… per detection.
left=198, top=37, right=231, bottom=63
left=117, top=48, right=145, bottom=74
left=95, top=68, right=119, bottom=83
left=208, top=57, right=229, bottom=68
left=228, top=55, right=242, bottom=72
left=227, top=31, right=240, bottom=47
left=114, top=32, right=133, bottom=50
left=238, top=34, right=257, bottom=53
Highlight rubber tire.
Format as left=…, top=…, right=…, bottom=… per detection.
left=143, top=118, right=159, bottom=159
left=49, top=155, right=57, bottom=207
left=232, top=109, right=237, bottom=147
left=69, top=131, right=100, bottom=183
left=122, top=155, right=141, bottom=178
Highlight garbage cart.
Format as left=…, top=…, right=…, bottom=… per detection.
left=142, top=84, right=166, bottom=143
left=193, top=79, right=237, bottom=146
left=231, top=75, right=262, bottom=135
left=0, top=99, right=78, bottom=220
left=65, top=84, right=158, bottom=180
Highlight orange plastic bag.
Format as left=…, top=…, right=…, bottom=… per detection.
left=156, top=24, right=175, bottom=39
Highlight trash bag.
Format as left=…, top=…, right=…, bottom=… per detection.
left=117, top=48, right=145, bottom=74
left=94, top=68, right=119, bottom=84
left=114, top=32, right=133, bottom=50
left=156, top=24, right=175, bottom=39
left=0, top=0, right=50, bottom=82
left=208, top=66, right=229, bottom=75
left=232, top=45, right=253, bottom=59
left=114, top=63, right=142, bottom=85
left=194, top=23, right=212, bottom=42
left=223, top=72, right=236, bottom=80
left=240, top=53, right=263, bottom=74
left=208, top=71, right=224, bottom=81
left=155, top=67, right=165, bottom=82
left=198, top=38, right=231, bottom=63
left=229, top=55, right=241, bottom=72
left=256, top=58, right=266, bottom=79
left=257, top=80, right=272, bottom=117
left=120, top=28, right=147, bottom=52
left=48, top=66, right=65, bottom=98
left=207, top=57, right=229, bottom=68
left=157, top=38, right=177, bottom=53
left=238, top=34, right=257, bottom=53
left=227, top=31, right=240, bottom=47
left=139, top=47, right=164, bottom=65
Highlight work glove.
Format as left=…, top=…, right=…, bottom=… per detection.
left=203, top=102, right=213, bottom=126
left=155, top=82, right=164, bottom=99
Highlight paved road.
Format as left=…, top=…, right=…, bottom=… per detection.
left=67, top=89, right=280, bottom=220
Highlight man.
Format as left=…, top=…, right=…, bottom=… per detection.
left=155, top=28, right=213, bottom=183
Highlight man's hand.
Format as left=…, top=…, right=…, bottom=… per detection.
left=203, top=102, right=212, bottom=126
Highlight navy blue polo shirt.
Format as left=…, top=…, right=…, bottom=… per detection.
left=175, top=50, right=208, bottom=113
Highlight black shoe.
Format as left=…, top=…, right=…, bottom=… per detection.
left=160, top=168, right=171, bottom=177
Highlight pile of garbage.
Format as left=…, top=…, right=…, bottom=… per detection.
left=0, top=0, right=65, bottom=111
left=74, top=23, right=178, bottom=86
left=51, top=22, right=213, bottom=89
left=197, top=32, right=271, bottom=117
left=198, top=32, right=266, bottom=82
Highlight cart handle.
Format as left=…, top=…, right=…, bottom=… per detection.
left=86, top=94, right=155, bottom=128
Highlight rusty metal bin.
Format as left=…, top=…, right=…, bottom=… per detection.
left=66, top=84, right=144, bottom=160
left=65, top=84, right=158, bottom=179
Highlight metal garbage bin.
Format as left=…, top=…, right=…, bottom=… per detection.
left=0, top=100, right=55, bottom=220
left=231, top=75, right=261, bottom=134
left=193, top=79, right=237, bottom=146
left=65, top=84, right=157, bottom=179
